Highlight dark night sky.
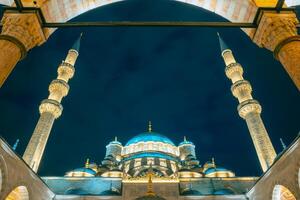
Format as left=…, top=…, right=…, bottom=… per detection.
left=0, top=0, right=299, bottom=177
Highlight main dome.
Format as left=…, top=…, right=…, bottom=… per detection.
left=125, top=132, right=175, bottom=146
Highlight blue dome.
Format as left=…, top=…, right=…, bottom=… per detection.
left=205, top=167, right=228, bottom=174
left=125, top=132, right=175, bottom=146
left=179, top=140, right=194, bottom=146
left=72, top=168, right=96, bottom=175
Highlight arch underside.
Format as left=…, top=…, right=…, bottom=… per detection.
left=272, top=185, right=296, bottom=200
left=0, top=0, right=299, bottom=38
left=5, top=186, right=29, bottom=200
left=0, top=0, right=298, bottom=22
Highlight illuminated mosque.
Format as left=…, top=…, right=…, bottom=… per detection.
left=0, top=0, right=300, bottom=200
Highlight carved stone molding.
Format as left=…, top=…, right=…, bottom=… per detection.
left=253, top=11, right=299, bottom=51
left=1, top=11, right=46, bottom=51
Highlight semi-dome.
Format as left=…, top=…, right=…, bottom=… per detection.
left=125, top=132, right=175, bottom=146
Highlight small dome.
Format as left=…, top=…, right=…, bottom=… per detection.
left=181, top=189, right=202, bottom=195
left=65, top=167, right=96, bottom=177
left=72, top=168, right=96, bottom=175
left=178, top=140, right=194, bottom=146
left=205, top=167, right=228, bottom=174
left=126, top=132, right=175, bottom=146
left=111, top=141, right=122, bottom=145
left=204, top=167, right=235, bottom=178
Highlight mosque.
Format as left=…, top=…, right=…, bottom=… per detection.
left=0, top=31, right=299, bottom=200
left=0, top=0, right=300, bottom=200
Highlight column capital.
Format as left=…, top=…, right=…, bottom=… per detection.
left=253, top=11, right=299, bottom=52
left=1, top=11, right=47, bottom=53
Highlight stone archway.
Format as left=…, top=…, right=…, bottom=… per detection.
left=0, top=0, right=300, bottom=89
left=272, top=185, right=296, bottom=200
left=5, top=186, right=29, bottom=200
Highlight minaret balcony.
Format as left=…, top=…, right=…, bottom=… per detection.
left=225, top=63, right=243, bottom=80
left=238, top=99, right=262, bottom=119
left=49, top=79, right=70, bottom=97
left=39, top=99, right=63, bottom=118
left=58, top=62, right=75, bottom=80
left=231, top=80, right=252, bottom=100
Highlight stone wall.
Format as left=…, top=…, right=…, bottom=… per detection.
left=0, top=137, right=54, bottom=200
left=247, top=136, right=300, bottom=199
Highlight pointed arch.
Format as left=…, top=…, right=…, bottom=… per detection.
left=5, top=186, right=29, bottom=200
left=272, top=185, right=296, bottom=200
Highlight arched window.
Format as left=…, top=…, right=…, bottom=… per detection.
left=272, top=185, right=296, bottom=200
left=5, top=186, right=29, bottom=200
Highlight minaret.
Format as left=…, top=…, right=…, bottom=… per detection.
left=23, top=34, right=82, bottom=172
left=217, top=33, right=276, bottom=172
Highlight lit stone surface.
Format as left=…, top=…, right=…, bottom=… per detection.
left=1, top=132, right=300, bottom=199
left=0, top=0, right=299, bottom=89
left=219, top=35, right=276, bottom=172
left=253, top=11, right=300, bottom=90
left=22, top=37, right=80, bottom=172
left=0, top=12, right=46, bottom=86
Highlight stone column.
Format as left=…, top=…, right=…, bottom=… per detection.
left=253, top=11, right=300, bottom=90
left=0, top=11, right=46, bottom=87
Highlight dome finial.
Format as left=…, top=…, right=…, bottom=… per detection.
left=184, top=136, right=187, bottom=142
left=12, top=139, right=20, bottom=151
left=114, top=136, right=118, bottom=142
left=148, top=121, right=152, bottom=132
left=212, top=157, right=216, bottom=168
left=85, top=158, right=90, bottom=168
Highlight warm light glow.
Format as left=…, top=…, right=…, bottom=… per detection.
left=179, top=171, right=202, bottom=178
left=205, top=171, right=235, bottom=178
left=65, top=172, right=94, bottom=177
left=252, top=0, right=287, bottom=7
left=101, top=171, right=123, bottom=178
left=5, top=186, right=29, bottom=200
left=122, top=141, right=179, bottom=156
left=272, top=185, right=296, bottom=200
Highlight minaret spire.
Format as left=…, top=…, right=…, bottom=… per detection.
left=217, top=32, right=229, bottom=54
left=23, top=35, right=81, bottom=172
left=71, top=33, right=83, bottom=53
left=85, top=158, right=90, bottom=168
left=12, top=139, right=19, bottom=151
left=218, top=33, right=276, bottom=172
left=280, top=138, right=287, bottom=150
